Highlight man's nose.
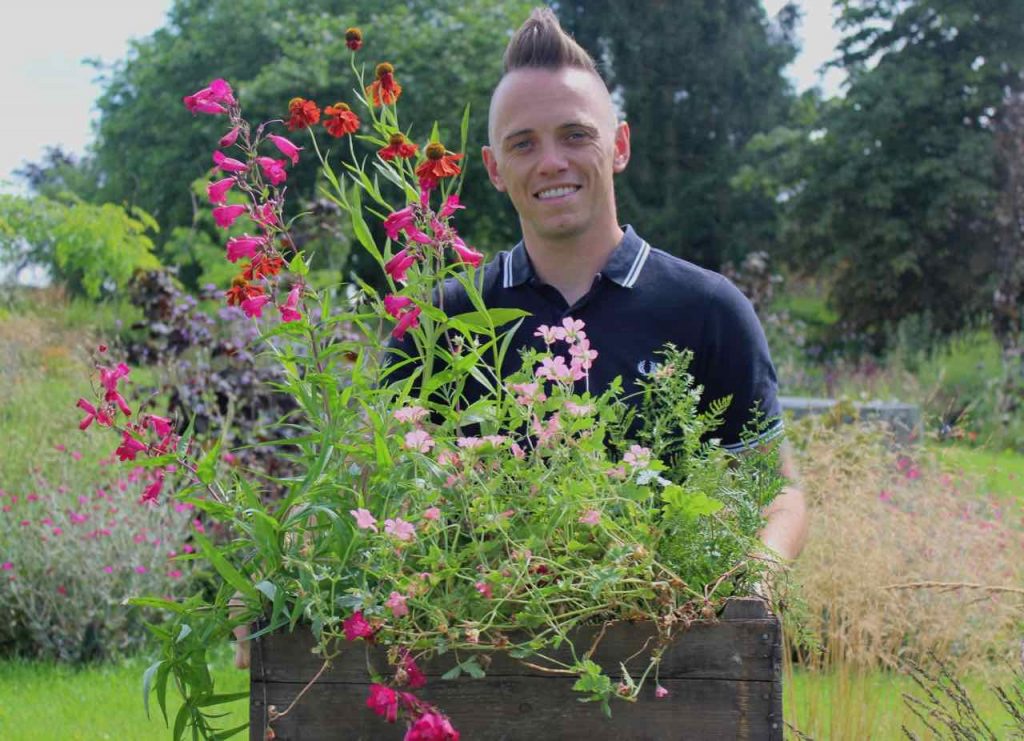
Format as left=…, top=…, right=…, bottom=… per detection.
left=536, top=142, right=569, bottom=175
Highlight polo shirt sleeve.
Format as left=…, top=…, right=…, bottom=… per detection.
left=697, top=276, right=783, bottom=451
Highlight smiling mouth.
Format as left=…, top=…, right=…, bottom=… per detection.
left=534, top=185, right=581, bottom=200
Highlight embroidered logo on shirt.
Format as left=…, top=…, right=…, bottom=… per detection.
left=636, top=359, right=660, bottom=376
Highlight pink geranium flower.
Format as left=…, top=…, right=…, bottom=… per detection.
left=343, top=611, right=376, bottom=641
left=385, top=591, right=409, bottom=617
left=350, top=508, right=378, bottom=532
left=384, top=518, right=416, bottom=542
left=212, top=204, right=247, bottom=228
left=510, top=382, right=546, bottom=406
left=422, top=507, right=441, bottom=521
left=403, top=429, right=435, bottom=453
left=475, top=581, right=493, bottom=599
left=655, top=685, right=670, bottom=699
left=266, top=134, right=301, bottom=165
left=578, top=509, right=601, bottom=526
left=623, top=444, right=652, bottom=470
left=533, top=324, right=559, bottom=345
left=393, top=406, right=429, bottom=424
left=366, top=684, right=399, bottom=723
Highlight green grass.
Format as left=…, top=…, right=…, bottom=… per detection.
left=786, top=666, right=1020, bottom=739
left=933, top=443, right=1024, bottom=503
left=0, top=653, right=248, bottom=740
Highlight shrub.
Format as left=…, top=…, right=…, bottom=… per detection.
left=0, top=450, right=198, bottom=661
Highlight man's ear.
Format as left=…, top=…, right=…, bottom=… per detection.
left=612, top=121, right=631, bottom=174
left=481, top=146, right=506, bottom=192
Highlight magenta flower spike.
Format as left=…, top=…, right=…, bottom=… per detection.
left=207, top=177, right=235, bottom=204
left=266, top=134, right=302, bottom=165
left=212, top=150, right=248, bottom=173
left=212, top=204, right=248, bottom=228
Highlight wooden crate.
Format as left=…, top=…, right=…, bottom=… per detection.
left=250, top=598, right=782, bottom=740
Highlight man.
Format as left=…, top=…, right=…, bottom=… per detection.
left=235, top=7, right=807, bottom=670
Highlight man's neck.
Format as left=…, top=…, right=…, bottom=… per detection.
left=522, top=225, right=625, bottom=306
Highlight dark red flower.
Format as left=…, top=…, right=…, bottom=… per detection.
left=343, top=610, right=375, bottom=641
left=243, top=254, right=285, bottom=281
left=225, top=276, right=263, bottom=307
left=416, top=142, right=462, bottom=187
left=367, top=63, right=402, bottom=106
left=323, top=102, right=360, bottom=138
left=345, top=27, right=363, bottom=51
left=379, top=132, right=419, bottom=161
left=286, top=97, right=321, bottom=130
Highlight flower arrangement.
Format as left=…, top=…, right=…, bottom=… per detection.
left=78, top=30, right=783, bottom=740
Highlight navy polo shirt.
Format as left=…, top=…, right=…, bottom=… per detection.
left=390, top=225, right=783, bottom=451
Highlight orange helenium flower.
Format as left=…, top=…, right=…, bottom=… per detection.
left=378, top=132, right=419, bottom=161
left=243, top=254, right=285, bottom=281
left=286, top=97, right=321, bottom=130
left=345, top=27, right=363, bottom=51
left=416, top=142, right=463, bottom=182
left=367, top=63, right=402, bottom=107
left=323, top=102, right=360, bottom=138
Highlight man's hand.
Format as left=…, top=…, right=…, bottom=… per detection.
left=229, top=593, right=251, bottom=669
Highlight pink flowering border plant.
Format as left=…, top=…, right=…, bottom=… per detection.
left=80, top=31, right=783, bottom=741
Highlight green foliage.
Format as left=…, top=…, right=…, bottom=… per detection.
left=0, top=194, right=161, bottom=298
left=560, top=0, right=799, bottom=268
left=747, top=0, right=1024, bottom=348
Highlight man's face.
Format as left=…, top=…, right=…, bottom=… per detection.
left=482, top=67, right=630, bottom=246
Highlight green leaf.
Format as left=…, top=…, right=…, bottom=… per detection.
left=210, top=721, right=250, bottom=740
left=192, top=531, right=257, bottom=600
left=288, top=253, right=308, bottom=276
left=441, top=665, right=462, bottom=680
left=142, top=659, right=163, bottom=719
left=461, top=657, right=485, bottom=679
left=196, top=440, right=221, bottom=486
left=172, top=702, right=190, bottom=741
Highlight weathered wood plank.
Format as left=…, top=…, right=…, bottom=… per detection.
left=250, top=600, right=783, bottom=740
left=251, top=675, right=782, bottom=740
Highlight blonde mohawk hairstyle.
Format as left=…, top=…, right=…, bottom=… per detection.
left=502, top=6, right=598, bottom=75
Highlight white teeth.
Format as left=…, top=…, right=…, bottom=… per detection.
left=536, top=186, right=578, bottom=200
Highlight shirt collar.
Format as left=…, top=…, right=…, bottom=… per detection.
left=502, top=225, right=652, bottom=289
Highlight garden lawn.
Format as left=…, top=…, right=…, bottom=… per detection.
left=0, top=654, right=248, bottom=740
left=933, top=443, right=1024, bottom=503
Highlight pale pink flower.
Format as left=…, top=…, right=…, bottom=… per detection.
left=535, top=355, right=575, bottom=383
left=206, top=177, right=235, bottom=204
left=655, top=685, right=670, bottom=699
left=404, top=429, right=435, bottom=453
left=510, top=381, right=546, bottom=405
left=623, top=444, right=652, bottom=469
left=578, top=509, right=601, bottom=526
left=385, top=591, right=409, bottom=617
left=533, top=324, right=559, bottom=345
left=384, top=518, right=416, bottom=542
left=456, top=436, right=483, bottom=450
left=437, top=450, right=460, bottom=467
left=475, top=581, right=493, bottom=599
left=607, top=465, right=627, bottom=480
left=422, top=507, right=441, bottom=521
left=510, top=442, right=526, bottom=459
left=565, top=400, right=595, bottom=417
left=569, top=337, right=598, bottom=370
left=483, top=435, right=507, bottom=447
left=393, top=406, right=429, bottom=424
left=169, top=570, right=183, bottom=580
left=350, top=508, right=378, bottom=532
left=557, top=317, right=586, bottom=343
left=266, top=134, right=301, bottom=165
left=532, top=413, right=562, bottom=447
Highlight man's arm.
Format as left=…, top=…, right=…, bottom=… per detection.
left=758, top=440, right=809, bottom=561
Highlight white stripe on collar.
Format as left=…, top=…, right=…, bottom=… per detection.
left=503, top=251, right=513, bottom=288
left=622, top=240, right=651, bottom=288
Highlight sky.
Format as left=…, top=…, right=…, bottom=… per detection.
left=0, top=1, right=844, bottom=195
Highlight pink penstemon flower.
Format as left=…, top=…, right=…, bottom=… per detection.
left=266, top=134, right=302, bottom=165
left=240, top=294, right=271, bottom=319
left=212, top=204, right=248, bottom=228
left=383, top=294, right=414, bottom=318
left=206, top=177, right=235, bottom=204
left=115, top=432, right=147, bottom=462
left=403, top=429, right=435, bottom=453
left=146, top=415, right=173, bottom=438
left=451, top=237, right=483, bottom=267
left=384, top=249, right=418, bottom=283
left=256, top=156, right=288, bottom=186
left=384, top=518, right=416, bottom=542
left=212, top=150, right=248, bottom=173
left=219, top=126, right=240, bottom=148
left=391, top=305, right=421, bottom=340
left=225, top=234, right=263, bottom=262
left=350, top=508, right=378, bottom=532
left=279, top=283, right=303, bottom=323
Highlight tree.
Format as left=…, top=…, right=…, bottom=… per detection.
left=88, top=0, right=533, bottom=284
left=775, top=0, right=1024, bottom=349
left=558, top=0, right=799, bottom=268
